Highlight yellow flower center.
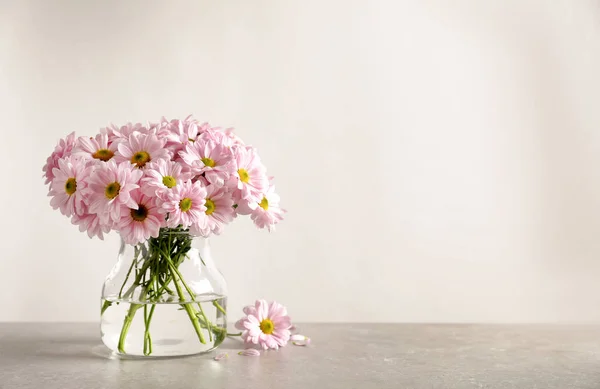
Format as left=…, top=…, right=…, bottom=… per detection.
left=131, top=151, right=151, bottom=168
left=179, top=198, right=193, bottom=212
left=238, top=168, right=250, bottom=183
left=205, top=198, right=215, bottom=215
left=162, top=175, right=177, bottom=188
left=130, top=205, right=148, bottom=222
left=105, top=182, right=121, bottom=199
left=259, top=197, right=269, bottom=210
left=64, top=177, right=77, bottom=195
left=92, top=148, right=114, bottom=162
left=188, top=138, right=196, bottom=143
left=259, top=319, right=274, bottom=335
left=201, top=157, right=216, bottom=168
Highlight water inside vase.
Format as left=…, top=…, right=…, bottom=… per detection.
left=101, top=294, right=227, bottom=357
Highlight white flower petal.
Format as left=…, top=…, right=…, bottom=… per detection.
left=291, top=335, right=311, bottom=346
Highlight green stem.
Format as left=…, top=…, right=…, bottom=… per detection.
left=118, top=248, right=139, bottom=299
left=160, top=253, right=216, bottom=342
left=213, top=301, right=227, bottom=316
left=197, top=302, right=213, bottom=342
left=120, top=259, right=153, bottom=300
left=163, top=254, right=196, bottom=298
left=151, top=274, right=174, bottom=299
left=143, top=303, right=156, bottom=356
left=169, top=264, right=206, bottom=344
left=101, top=300, right=112, bottom=315
left=118, top=303, right=141, bottom=354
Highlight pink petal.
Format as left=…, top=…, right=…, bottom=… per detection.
left=246, top=315, right=260, bottom=326
left=238, top=349, right=260, bottom=357
left=265, top=337, right=278, bottom=350
left=270, top=329, right=290, bottom=345
left=234, top=318, right=246, bottom=330
left=243, top=305, right=257, bottom=316
left=248, top=327, right=262, bottom=337
left=213, top=353, right=228, bottom=361
left=268, top=301, right=286, bottom=318
left=272, top=316, right=292, bottom=329
left=256, top=300, right=268, bottom=321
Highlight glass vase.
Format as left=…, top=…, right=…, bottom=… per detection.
left=100, top=228, right=228, bottom=357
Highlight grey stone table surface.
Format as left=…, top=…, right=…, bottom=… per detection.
left=1, top=323, right=600, bottom=389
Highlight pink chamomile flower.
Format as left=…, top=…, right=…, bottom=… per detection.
left=232, top=146, right=268, bottom=204
left=116, top=190, right=163, bottom=245
left=195, top=121, right=214, bottom=137
left=48, top=156, right=90, bottom=217
left=159, top=180, right=207, bottom=229
left=86, top=159, right=143, bottom=223
left=71, top=203, right=112, bottom=239
left=115, top=132, right=170, bottom=169
left=100, top=122, right=148, bottom=143
left=237, top=184, right=285, bottom=232
left=179, top=138, right=234, bottom=187
left=235, top=300, right=292, bottom=350
left=201, top=127, right=245, bottom=148
left=188, top=184, right=235, bottom=237
left=42, top=131, right=76, bottom=184
left=162, top=115, right=201, bottom=154
left=141, top=159, right=192, bottom=197
left=73, top=133, right=118, bottom=162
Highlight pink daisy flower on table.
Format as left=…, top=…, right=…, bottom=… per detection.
left=235, top=300, right=292, bottom=350
left=42, top=131, right=76, bottom=184
left=141, top=159, right=192, bottom=197
left=237, top=184, right=285, bottom=232
left=73, top=133, right=118, bottom=162
left=48, top=156, right=89, bottom=217
left=188, top=185, right=235, bottom=236
left=115, top=132, right=170, bottom=169
left=232, top=146, right=268, bottom=204
left=86, top=159, right=143, bottom=223
left=179, top=138, right=234, bottom=187
left=116, top=190, right=163, bottom=245
left=71, top=204, right=112, bottom=239
left=159, top=180, right=207, bottom=229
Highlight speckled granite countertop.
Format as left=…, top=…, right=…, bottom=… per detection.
left=1, top=323, right=599, bottom=388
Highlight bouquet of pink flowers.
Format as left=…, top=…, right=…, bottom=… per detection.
left=42, top=116, right=285, bottom=356
left=43, top=115, right=284, bottom=242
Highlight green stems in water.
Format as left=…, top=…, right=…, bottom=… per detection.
left=213, top=301, right=227, bottom=316
left=168, top=262, right=206, bottom=345
left=107, top=228, right=227, bottom=356
left=118, top=303, right=141, bottom=354
left=143, top=303, right=156, bottom=356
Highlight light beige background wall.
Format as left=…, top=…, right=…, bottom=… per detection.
left=1, top=0, right=599, bottom=322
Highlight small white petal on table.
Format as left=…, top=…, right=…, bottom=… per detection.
left=238, top=349, right=261, bottom=357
